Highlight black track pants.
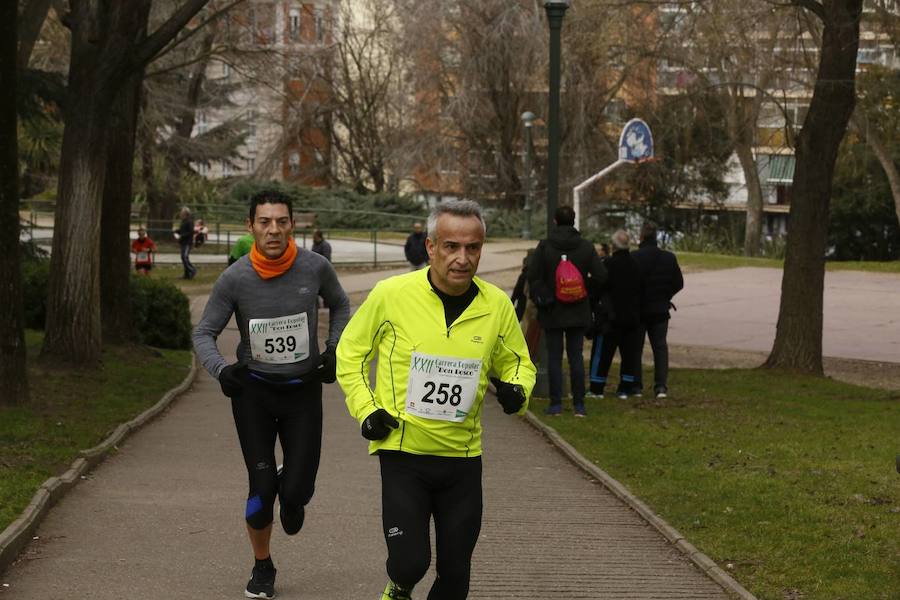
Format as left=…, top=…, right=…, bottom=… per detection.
left=379, top=451, right=483, bottom=600
left=231, top=376, right=323, bottom=530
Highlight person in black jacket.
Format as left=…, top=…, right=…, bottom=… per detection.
left=404, top=222, right=429, bottom=270
left=632, top=222, right=683, bottom=399
left=589, top=229, right=642, bottom=400
left=175, top=206, right=197, bottom=280
left=527, top=206, right=607, bottom=417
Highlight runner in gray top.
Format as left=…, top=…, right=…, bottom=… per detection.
left=192, top=190, right=350, bottom=600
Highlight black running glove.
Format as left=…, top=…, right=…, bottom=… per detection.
left=315, top=346, right=337, bottom=384
left=219, top=363, right=246, bottom=398
left=361, top=409, right=399, bottom=441
left=491, top=377, right=526, bottom=414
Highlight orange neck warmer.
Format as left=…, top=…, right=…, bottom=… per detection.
left=249, top=237, right=298, bottom=280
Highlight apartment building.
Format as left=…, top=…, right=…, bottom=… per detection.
left=192, top=0, right=338, bottom=186
left=655, top=0, right=899, bottom=235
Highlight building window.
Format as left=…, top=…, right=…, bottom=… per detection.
left=246, top=108, right=257, bottom=139
left=221, top=61, right=230, bottom=78
left=246, top=156, right=256, bottom=172
left=289, top=151, right=300, bottom=175
left=222, top=161, right=233, bottom=177
left=197, top=162, right=208, bottom=176
left=315, top=9, right=325, bottom=43
left=197, top=111, right=208, bottom=135
left=289, top=8, right=301, bottom=41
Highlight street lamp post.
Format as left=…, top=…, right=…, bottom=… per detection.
left=544, top=0, right=570, bottom=235
left=521, top=111, right=536, bottom=240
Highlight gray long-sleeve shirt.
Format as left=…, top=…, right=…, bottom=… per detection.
left=192, top=249, right=350, bottom=379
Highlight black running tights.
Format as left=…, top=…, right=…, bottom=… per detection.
left=231, top=377, right=322, bottom=530
left=379, top=451, right=482, bottom=600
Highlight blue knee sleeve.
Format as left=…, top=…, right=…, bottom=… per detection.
left=245, top=494, right=274, bottom=530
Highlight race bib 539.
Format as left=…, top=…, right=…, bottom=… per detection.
left=248, top=313, right=310, bottom=364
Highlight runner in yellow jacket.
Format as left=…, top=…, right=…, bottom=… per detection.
left=337, top=199, right=535, bottom=600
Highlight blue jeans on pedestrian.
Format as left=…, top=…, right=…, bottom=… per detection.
left=544, top=327, right=586, bottom=408
left=180, top=243, right=196, bottom=279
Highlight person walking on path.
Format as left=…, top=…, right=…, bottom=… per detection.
left=527, top=205, right=606, bottom=417
left=404, top=221, right=429, bottom=270
left=175, top=206, right=197, bottom=279
left=192, top=190, right=351, bottom=599
left=588, top=229, right=642, bottom=400
left=131, top=226, right=156, bottom=275
left=336, top=199, right=536, bottom=600
left=632, top=222, right=683, bottom=399
left=311, top=228, right=332, bottom=262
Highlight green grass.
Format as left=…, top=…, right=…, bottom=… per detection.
left=0, top=331, right=192, bottom=532
left=151, top=263, right=227, bottom=291
left=532, top=368, right=900, bottom=599
left=677, top=251, right=900, bottom=273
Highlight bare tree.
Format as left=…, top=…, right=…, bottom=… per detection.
left=765, top=0, right=864, bottom=374
left=394, top=0, right=546, bottom=207
left=653, top=1, right=797, bottom=256
left=1, top=1, right=29, bottom=404
left=325, top=0, right=415, bottom=193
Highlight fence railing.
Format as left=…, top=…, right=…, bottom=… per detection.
left=19, top=203, right=414, bottom=267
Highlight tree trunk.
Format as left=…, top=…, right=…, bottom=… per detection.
left=1, top=0, right=29, bottom=404
left=101, top=73, right=144, bottom=343
left=41, top=0, right=154, bottom=366
left=735, top=140, right=764, bottom=256
left=850, top=109, right=900, bottom=228
left=765, top=0, right=863, bottom=374
left=42, top=102, right=109, bottom=366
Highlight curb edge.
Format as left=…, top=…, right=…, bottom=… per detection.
left=0, top=354, right=198, bottom=576
left=522, top=410, right=758, bottom=600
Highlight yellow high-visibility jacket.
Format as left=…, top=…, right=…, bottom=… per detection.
left=337, top=268, right=536, bottom=457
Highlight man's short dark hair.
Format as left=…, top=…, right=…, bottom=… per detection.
left=641, top=222, right=658, bottom=243
left=554, top=205, right=575, bottom=227
left=249, top=190, right=294, bottom=222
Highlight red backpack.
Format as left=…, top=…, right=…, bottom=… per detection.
left=554, top=254, right=587, bottom=303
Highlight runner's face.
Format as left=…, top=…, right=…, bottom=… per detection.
left=248, top=203, right=294, bottom=259
left=426, top=214, right=484, bottom=295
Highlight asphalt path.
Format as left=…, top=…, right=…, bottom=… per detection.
left=669, top=267, right=900, bottom=363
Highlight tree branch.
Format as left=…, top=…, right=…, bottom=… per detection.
left=790, top=0, right=826, bottom=21
left=131, top=0, right=245, bottom=71
left=17, top=0, right=54, bottom=69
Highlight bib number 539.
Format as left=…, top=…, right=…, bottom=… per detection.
left=421, top=382, right=463, bottom=406
left=264, top=336, right=297, bottom=354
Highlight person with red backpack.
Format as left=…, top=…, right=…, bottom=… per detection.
left=527, top=206, right=607, bottom=417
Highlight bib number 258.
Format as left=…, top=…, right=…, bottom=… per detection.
left=264, top=336, right=297, bottom=354
left=421, top=382, right=463, bottom=406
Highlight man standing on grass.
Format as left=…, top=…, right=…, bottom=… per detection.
left=193, top=190, right=350, bottom=599
left=632, top=222, right=683, bottom=399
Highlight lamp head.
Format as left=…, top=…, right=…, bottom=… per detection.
left=521, top=111, right=536, bottom=127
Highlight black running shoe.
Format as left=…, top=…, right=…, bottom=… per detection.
left=245, top=563, right=276, bottom=599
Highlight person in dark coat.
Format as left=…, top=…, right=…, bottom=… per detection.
left=527, top=206, right=607, bottom=417
left=311, top=229, right=332, bottom=262
left=404, top=222, right=428, bottom=270
left=632, top=222, right=684, bottom=399
left=588, top=229, right=642, bottom=399
left=175, top=207, right=197, bottom=280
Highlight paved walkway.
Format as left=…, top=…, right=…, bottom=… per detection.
left=0, top=240, right=730, bottom=599
left=670, top=267, right=900, bottom=363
